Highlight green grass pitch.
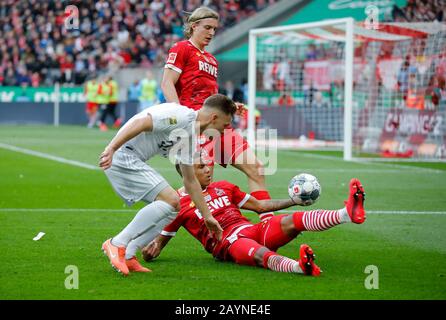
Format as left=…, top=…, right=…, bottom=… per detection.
left=0, top=125, right=445, bottom=300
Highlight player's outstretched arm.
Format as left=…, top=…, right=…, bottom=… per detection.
left=142, top=235, right=171, bottom=261
left=99, top=114, right=153, bottom=170
left=161, top=68, right=181, bottom=104
left=179, top=164, right=223, bottom=240
left=241, top=196, right=310, bottom=214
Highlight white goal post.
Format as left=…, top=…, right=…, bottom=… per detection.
left=248, top=19, right=446, bottom=161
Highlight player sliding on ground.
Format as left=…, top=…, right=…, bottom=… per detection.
left=141, top=162, right=366, bottom=276
left=99, top=94, right=237, bottom=276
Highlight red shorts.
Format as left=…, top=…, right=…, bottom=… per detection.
left=86, top=102, right=98, bottom=114
left=214, top=215, right=296, bottom=266
left=200, top=128, right=249, bottom=167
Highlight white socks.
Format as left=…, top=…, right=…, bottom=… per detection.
left=267, top=255, right=303, bottom=273
left=112, top=200, right=176, bottom=249
left=125, top=215, right=174, bottom=260
left=339, top=207, right=351, bottom=223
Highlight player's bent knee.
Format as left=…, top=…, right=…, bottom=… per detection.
left=166, top=196, right=181, bottom=212
left=236, top=161, right=265, bottom=181
left=155, top=188, right=181, bottom=211
left=254, top=247, right=272, bottom=268
left=281, top=214, right=300, bottom=237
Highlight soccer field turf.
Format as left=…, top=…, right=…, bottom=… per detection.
left=0, top=125, right=445, bottom=300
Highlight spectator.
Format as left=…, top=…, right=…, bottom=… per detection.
left=311, top=91, right=330, bottom=108
left=138, top=71, right=158, bottom=112
left=16, top=67, right=31, bottom=87
left=30, top=72, right=40, bottom=87
left=406, top=66, right=425, bottom=110
left=329, top=80, right=344, bottom=108
left=391, top=0, right=445, bottom=22
left=219, top=80, right=244, bottom=103
left=429, top=75, right=446, bottom=110
left=103, top=75, right=122, bottom=129
left=240, top=78, right=248, bottom=103
left=84, top=76, right=99, bottom=128
left=303, top=81, right=318, bottom=108
left=397, top=58, right=412, bottom=99
left=3, top=68, right=16, bottom=86
left=277, top=92, right=295, bottom=107
left=128, top=80, right=141, bottom=103
left=306, top=44, right=319, bottom=60
left=59, top=55, right=74, bottom=84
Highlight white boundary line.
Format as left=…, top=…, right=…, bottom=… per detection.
left=233, top=168, right=438, bottom=174
left=0, top=143, right=99, bottom=171
left=1, top=142, right=445, bottom=174
left=367, top=210, right=446, bottom=215
left=0, top=208, right=445, bottom=215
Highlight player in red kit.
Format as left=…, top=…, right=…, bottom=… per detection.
left=161, top=7, right=276, bottom=222
left=142, top=162, right=366, bottom=276
left=162, top=7, right=219, bottom=111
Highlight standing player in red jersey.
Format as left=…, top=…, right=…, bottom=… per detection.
left=161, top=6, right=275, bottom=221
left=141, top=162, right=366, bottom=276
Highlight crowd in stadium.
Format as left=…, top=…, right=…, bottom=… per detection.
left=0, top=0, right=444, bottom=89
left=0, top=0, right=276, bottom=87
left=391, top=0, right=446, bottom=22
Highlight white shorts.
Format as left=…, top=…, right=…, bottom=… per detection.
left=104, top=147, right=169, bottom=206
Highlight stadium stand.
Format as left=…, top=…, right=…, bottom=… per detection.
left=0, top=0, right=277, bottom=86
left=390, top=0, right=446, bottom=22
left=252, top=0, right=446, bottom=111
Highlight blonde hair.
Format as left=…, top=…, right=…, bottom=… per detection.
left=183, top=7, right=219, bottom=39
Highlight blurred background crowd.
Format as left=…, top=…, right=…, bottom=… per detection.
left=0, top=0, right=277, bottom=87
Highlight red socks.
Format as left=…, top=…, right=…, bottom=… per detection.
left=293, top=210, right=342, bottom=232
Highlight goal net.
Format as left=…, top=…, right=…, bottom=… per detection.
left=248, top=19, right=446, bottom=161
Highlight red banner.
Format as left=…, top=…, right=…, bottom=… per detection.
left=303, top=59, right=366, bottom=91
left=379, top=108, right=445, bottom=158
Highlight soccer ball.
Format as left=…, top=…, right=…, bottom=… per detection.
left=288, top=173, right=321, bottom=205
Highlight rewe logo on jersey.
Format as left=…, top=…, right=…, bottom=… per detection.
left=198, top=61, right=218, bottom=77
left=208, top=195, right=231, bottom=213
left=191, top=195, right=231, bottom=219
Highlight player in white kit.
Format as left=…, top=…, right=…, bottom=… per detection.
left=99, top=94, right=237, bottom=275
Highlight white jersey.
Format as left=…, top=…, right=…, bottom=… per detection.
left=121, top=103, right=198, bottom=165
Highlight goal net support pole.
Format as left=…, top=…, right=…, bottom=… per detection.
left=248, top=19, right=446, bottom=162
left=248, top=18, right=355, bottom=160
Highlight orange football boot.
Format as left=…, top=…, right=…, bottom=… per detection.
left=126, top=256, right=151, bottom=273
left=102, top=238, right=129, bottom=276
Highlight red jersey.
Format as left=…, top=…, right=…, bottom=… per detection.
left=161, top=181, right=251, bottom=255
left=164, top=40, right=218, bottom=110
